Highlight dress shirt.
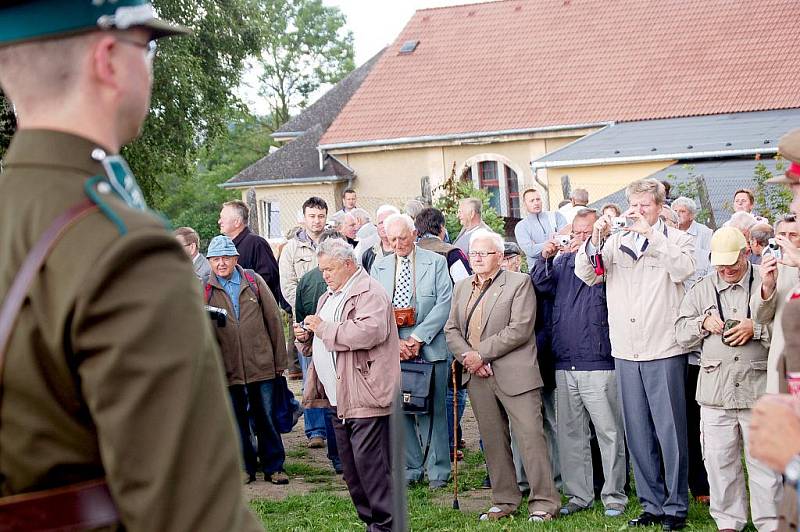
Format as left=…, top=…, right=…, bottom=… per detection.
left=217, top=268, right=242, bottom=319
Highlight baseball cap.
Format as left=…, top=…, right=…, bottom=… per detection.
left=0, top=0, right=189, bottom=47
left=207, top=235, right=239, bottom=258
left=710, top=226, right=747, bottom=266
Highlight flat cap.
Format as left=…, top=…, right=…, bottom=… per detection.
left=0, top=0, right=188, bottom=47
left=207, top=236, right=239, bottom=258
left=503, top=241, right=522, bottom=257
left=766, top=128, right=800, bottom=185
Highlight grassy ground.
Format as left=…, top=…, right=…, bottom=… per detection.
left=251, top=447, right=757, bottom=531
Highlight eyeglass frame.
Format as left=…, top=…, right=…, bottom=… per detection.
left=115, top=36, right=158, bottom=63
left=468, top=251, right=499, bottom=258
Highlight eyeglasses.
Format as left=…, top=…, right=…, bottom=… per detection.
left=116, top=37, right=157, bottom=63
left=468, top=251, right=499, bottom=258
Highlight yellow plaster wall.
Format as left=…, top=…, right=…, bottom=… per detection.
left=243, top=183, right=340, bottom=239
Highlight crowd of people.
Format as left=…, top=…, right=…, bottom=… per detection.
left=171, top=133, right=800, bottom=531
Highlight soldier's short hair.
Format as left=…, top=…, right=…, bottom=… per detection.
left=223, top=200, right=249, bottom=225
left=174, top=226, right=199, bottom=247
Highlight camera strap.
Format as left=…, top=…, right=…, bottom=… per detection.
left=713, top=266, right=754, bottom=322
left=464, top=270, right=504, bottom=341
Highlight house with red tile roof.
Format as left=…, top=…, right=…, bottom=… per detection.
left=227, top=0, right=800, bottom=236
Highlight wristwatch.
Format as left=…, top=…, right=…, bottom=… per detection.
left=785, top=454, right=800, bottom=487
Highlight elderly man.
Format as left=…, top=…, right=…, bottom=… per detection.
left=219, top=200, right=286, bottom=310
left=371, top=214, right=453, bottom=488
left=294, top=238, right=400, bottom=532
left=453, top=197, right=491, bottom=254
left=362, top=204, right=401, bottom=272
left=559, top=188, right=590, bottom=223
left=672, top=197, right=712, bottom=287
left=205, top=236, right=290, bottom=485
left=515, top=188, right=569, bottom=265
left=0, top=3, right=260, bottom=530
left=749, top=223, right=774, bottom=265
left=575, top=178, right=695, bottom=531
left=532, top=208, right=628, bottom=517
left=445, top=229, right=560, bottom=522
left=175, top=226, right=212, bottom=283
left=676, top=227, right=781, bottom=531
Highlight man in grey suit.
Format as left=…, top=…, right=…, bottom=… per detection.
left=445, top=229, right=560, bottom=523
left=371, top=213, right=453, bottom=488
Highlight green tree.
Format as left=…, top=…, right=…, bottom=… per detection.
left=434, top=163, right=506, bottom=238
left=752, top=156, right=791, bottom=223
left=257, top=0, right=355, bottom=130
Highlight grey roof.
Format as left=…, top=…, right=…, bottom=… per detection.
left=589, top=157, right=781, bottom=227
left=223, top=124, right=353, bottom=188
left=534, top=109, right=800, bottom=167
left=272, top=50, right=385, bottom=139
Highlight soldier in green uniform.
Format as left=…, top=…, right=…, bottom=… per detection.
left=0, top=1, right=263, bottom=530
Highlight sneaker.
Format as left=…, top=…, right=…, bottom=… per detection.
left=604, top=503, right=625, bottom=517
left=307, top=436, right=325, bottom=448
left=528, top=512, right=554, bottom=522
left=560, top=502, right=589, bottom=516
left=265, top=471, right=289, bottom=485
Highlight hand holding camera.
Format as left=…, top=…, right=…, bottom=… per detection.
left=293, top=322, right=310, bottom=342
left=722, top=318, right=754, bottom=347
left=702, top=312, right=725, bottom=335
left=775, top=235, right=800, bottom=267
left=592, top=215, right=612, bottom=245
left=541, top=240, right=559, bottom=259
left=622, top=208, right=652, bottom=235
left=759, top=253, right=779, bottom=298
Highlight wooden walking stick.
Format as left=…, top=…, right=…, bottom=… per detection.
left=451, top=360, right=460, bottom=510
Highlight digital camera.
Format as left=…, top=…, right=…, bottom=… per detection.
left=766, top=238, right=782, bottom=260
left=611, top=217, right=633, bottom=232
left=555, top=235, right=571, bottom=247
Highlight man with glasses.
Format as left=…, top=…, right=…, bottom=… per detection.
left=174, top=226, right=211, bottom=283
left=0, top=1, right=261, bottom=530
left=445, top=229, right=559, bottom=523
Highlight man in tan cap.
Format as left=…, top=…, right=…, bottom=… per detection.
left=676, top=226, right=780, bottom=532
left=750, top=128, right=800, bottom=532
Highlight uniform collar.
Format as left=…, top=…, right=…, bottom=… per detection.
left=3, top=129, right=111, bottom=177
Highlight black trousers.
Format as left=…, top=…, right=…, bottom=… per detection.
left=333, top=414, right=393, bottom=532
left=685, top=363, right=710, bottom=497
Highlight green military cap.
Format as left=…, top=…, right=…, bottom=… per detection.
left=0, top=0, right=189, bottom=47
left=766, top=128, right=800, bottom=185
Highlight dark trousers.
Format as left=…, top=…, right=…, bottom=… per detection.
left=685, top=363, right=709, bottom=497
left=333, top=414, right=393, bottom=532
left=229, top=380, right=285, bottom=475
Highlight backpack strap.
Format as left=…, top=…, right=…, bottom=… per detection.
left=204, top=283, right=213, bottom=303
left=242, top=269, right=260, bottom=302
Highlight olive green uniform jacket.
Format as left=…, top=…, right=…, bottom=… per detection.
left=0, top=130, right=262, bottom=531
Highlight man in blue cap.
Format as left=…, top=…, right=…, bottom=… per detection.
left=0, top=2, right=262, bottom=530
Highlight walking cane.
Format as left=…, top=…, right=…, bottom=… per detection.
left=451, top=360, right=460, bottom=510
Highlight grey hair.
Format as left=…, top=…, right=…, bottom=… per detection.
left=571, top=188, right=589, bottom=205
left=727, top=211, right=757, bottom=231
left=671, top=196, right=697, bottom=215
left=376, top=204, right=401, bottom=219
left=351, top=207, right=371, bottom=224
left=469, top=228, right=504, bottom=253
left=625, top=178, right=666, bottom=205
left=383, top=213, right=416, bottom=233
left=404, top=199, right=426, bottom=219
left=460, top=197, right=483, bottom=218
left=750, top=223, right=774, bottom=247
left=661, top=205, right=678, bottom=224
left=317, top=238, right=356, bottom=263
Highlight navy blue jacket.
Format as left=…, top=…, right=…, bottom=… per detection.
left=530, top=252, right=614, bottom=371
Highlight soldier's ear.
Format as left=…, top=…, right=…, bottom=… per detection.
left=90, top=35, right=122, bottom=92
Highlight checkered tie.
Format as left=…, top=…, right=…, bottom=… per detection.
left=393, top=256, right=412, bottom=308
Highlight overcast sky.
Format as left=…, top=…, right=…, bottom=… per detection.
left=239, top=0, right=486, bottom=115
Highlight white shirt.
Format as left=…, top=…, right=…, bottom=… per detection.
left=311, top=268, right=361, bottom=405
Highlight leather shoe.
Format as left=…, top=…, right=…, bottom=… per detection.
left=628, top=512, right=663, bottom=527
left=661, top=516, right=686, bottom=531
left=245, top=473, right=257, bottom=484
left=429, top=480, right=447, bottom=489
left=480, top=475, right=491, bottom=489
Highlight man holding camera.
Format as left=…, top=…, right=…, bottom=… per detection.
left=575, top=178, right=695, bottom=530
left=371, top=213, right=453, bottom=489
left=676, top=227, right=781, bottom=531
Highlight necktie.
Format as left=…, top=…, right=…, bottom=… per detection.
left=393, top=256, right=412, bottom=308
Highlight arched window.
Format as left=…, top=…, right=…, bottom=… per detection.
left=461, top=156, right=523, bottom=218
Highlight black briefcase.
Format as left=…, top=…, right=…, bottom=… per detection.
left=399, top=360, right=434, bottom=414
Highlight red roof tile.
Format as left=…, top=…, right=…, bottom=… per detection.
left=320, top=0, right=800, bottom=147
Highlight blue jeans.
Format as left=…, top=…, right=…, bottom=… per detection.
left=300, top=354, right=327, bottom=439
left=229, top=379, right=285, bottom=475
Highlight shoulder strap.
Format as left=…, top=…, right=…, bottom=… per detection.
left=0, top=199, right=99, bottom=387
left=243, top=269, right=260, bottom=301
left=204, top=283, right=213, bottom=303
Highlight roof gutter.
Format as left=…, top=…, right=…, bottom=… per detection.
left=271, top=131, right=303, bottom=140
left=220, top=175, right=350, bottom=189
left=531, top=147, right=779, bottom=170
left=318, top=122, right=612, bottom=151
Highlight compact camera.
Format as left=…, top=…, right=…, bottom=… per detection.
left=204, top=305, right=228, bottom=327
left=611, top=217, right=633, bottom=232
left=766, top=238, right=782, bottom=260
left=555, top=235, right=571, bottom=247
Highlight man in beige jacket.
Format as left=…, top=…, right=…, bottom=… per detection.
left=676, top=227, right=781, bottom=531
left=575, top=178, right=695, bottom=531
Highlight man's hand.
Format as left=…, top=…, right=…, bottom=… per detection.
left=750, top=394, right=800, bottom=472
left=702, top=312, right=724, bottom=335
left=624, top=208, right=652, bottom=236
left=760, top=254, right=779, bottom=298
left=723, top=318, right=754, bottom=346
left=541, top=241, right=558, bottom=259
left=567, top=236, right=582, bottom=253
left=400, top=338, right=421, bottom=361
left=592, top=215, right=611, bottom=246
left=304, top=315, right=323, bottom=333
left=293, top=323, right=310, bottom=342
left=463, top=351, right=483, bottom=373
left=776, top=235, right=800, bottom=268
left=474, top=364, right=494, bottom=378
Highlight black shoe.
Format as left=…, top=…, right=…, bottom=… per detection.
left=245, top=473, right=257, bottom=484
left=628, top=512, right=663, bottom=527
left=480, top=475, right=491, bottom=489
left=661, top=516, right=686, bottom=531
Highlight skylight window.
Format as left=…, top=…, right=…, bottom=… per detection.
left=399, top=40, right=419, bottom=54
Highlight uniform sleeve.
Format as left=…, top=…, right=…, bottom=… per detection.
left=71, top=230, right=262, bottom=531
left=256, top=273, right=288, bottom=372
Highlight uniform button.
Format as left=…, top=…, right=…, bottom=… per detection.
left=732, top=308, right=737, bottom=314
left=571, top=366, right=576, bottom=370
left=630, top=318, right=636, bottom=323
left=337, top=376, right=341, bottom=380
left=735, top=383, right=740, bottom=387
left=734, top=356, right=739, bottom=361
left=634, top=354, right=639, bottom=359
left=338, top=414, right=344, bottom=419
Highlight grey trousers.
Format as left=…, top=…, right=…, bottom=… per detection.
left=555, top=369, right=628, bottom=508
left=617, top=356, right=689, bottom=518
left=512, top=386, right=560, bottom=491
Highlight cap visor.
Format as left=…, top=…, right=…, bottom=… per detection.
left=141, top=19, right=191, bottom=39
left=710, top=250, right=740, bottom=266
